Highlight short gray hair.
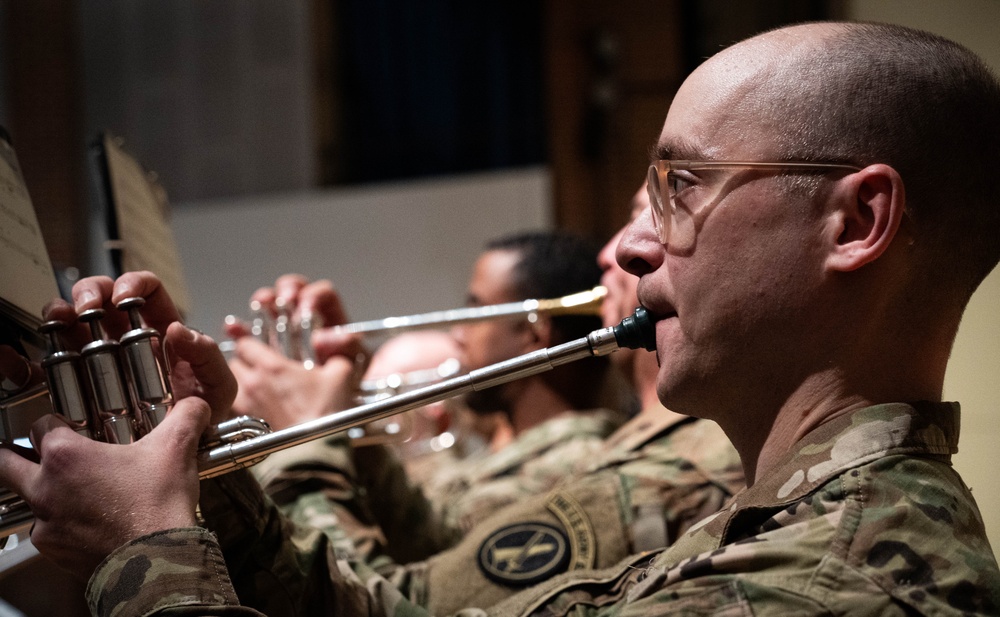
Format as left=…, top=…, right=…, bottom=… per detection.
left=739, top=22, right=1000, bottom=301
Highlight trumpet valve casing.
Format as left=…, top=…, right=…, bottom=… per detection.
left=38, top=320, right=94, bottom=437
left=78, top=308, right=140, bottom=444
left=117, top=297, right=174, bottom=432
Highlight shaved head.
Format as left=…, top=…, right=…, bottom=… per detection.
left=705, top=22, right=1000, bottom=303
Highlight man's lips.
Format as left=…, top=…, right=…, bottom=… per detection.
left=635, top=300, right=677, bottom=323
left=648, top=307, right=677, bottom=320
left=635, top=279, right=676, bottom=321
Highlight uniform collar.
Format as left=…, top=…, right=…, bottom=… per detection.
left=601, top=405, right=695, bottom=453
left=736, top=401, right=958, bottom=509
left=682, top=401, right=960, bottom=544
left=636, top=401, right=962, bottom=581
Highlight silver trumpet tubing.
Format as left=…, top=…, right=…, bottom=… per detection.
left=0, top=306, right=655, bottom=539
left=357, top=357, right=463, bottom=404
left=218, top=285, right=609, bottom=443
left=197, top=306, right=653, bottom=477
left=220, top=285, right=609, bottom=374
left=330, top=285, right=608, bottom=336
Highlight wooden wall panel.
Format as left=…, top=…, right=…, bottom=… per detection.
left=3, top=0, right=86, bottom=273
left=544, top=0, right=684, bottom=243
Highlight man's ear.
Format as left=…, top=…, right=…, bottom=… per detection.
left=824, top=164, right=906, bottom=272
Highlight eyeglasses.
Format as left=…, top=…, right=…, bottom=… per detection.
left=646, top=160, right=862, bottom=248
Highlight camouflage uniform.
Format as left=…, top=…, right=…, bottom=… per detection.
left=250, top=409, right=623, bottom=565
left=86, top=402, right=999, bottom=616
left=84, top=407, right=740, bottom=616
left=417, top=409, right=624, bottom=532
left=374, top=409, right=744, bottom=613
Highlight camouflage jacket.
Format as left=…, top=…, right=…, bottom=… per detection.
left=226, top=408, right=741, bottom=614
left=255, top=409, right=623, bottom=567
left=374, top=409, right=743, bottom=614
left=417, top=409, right=623, bottom=532
left=87, top=402, right=999, bottom=616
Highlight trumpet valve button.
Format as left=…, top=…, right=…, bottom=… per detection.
left=38, top=320, right=68, bottom=352
left=116, top=297, right=145, bottom=311
left=77, top=308, right=108, bottom=341
left=116, top=297, right=146, bottom=329
left=78, top=308, right=106, bottom=322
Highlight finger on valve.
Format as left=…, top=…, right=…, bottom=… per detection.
left=273, top=273, right=311, bottom=312
left=248, top=286, right=279, bottom=317
left=297, top=279, right=349, bottom=330
left=109, top=271, right=182, bottom=337
left=52, top=272, right=181, bottom=343
left=70, top=275, right=134, bottom=338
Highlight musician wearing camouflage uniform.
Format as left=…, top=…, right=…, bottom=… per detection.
left=238, top=231, right=625, bottom=564
left=5, top=20, right=1000, bottom=616
left=88, top=400, right=993, bottom=615
left=232, top=202, right=743, bottom=607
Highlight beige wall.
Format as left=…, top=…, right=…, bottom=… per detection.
left=845, top=0, right=1000, bottom=560
left=171, top=168, right=553, bottom=343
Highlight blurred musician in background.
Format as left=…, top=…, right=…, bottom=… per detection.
left=358, top=330, right=496, bottom=487
left=226, top=230, right=624, bottom=563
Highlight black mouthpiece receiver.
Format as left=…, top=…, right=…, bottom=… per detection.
left=612, top=307, right=656, bottom=351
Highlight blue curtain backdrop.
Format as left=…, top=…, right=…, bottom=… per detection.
left=336, top=0, right=546, bottom=183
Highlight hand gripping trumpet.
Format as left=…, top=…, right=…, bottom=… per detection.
left=0, top=303, right=654, bottom=541
left=0, top=296, right=195, bottom=542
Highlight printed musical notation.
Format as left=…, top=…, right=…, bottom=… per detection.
left=0, top=137, right=59, bottom=325
left=103, top=134, right=192, bottom=316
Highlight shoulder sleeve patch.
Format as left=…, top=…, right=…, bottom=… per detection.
left=477, top=522, right=570, bottom=587
left=546, top=491, right=597, bottom=570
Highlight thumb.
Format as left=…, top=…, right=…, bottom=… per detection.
left=155, top=395, right=213, bottom=456
left=0, top=443, right=40, bottom=502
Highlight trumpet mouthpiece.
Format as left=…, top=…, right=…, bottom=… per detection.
left=612, top=307, right=656, bottom=351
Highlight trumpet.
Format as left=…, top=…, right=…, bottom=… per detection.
left=221, top=285, right=609, bottom=372
left=218, top=285, right=608, bottom=444
left=0, top=305, right=655, bottom=541
left=328, top=284, right=607, bottom=335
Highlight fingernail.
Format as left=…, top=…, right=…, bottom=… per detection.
left=75, top=289, right=97, bottom=309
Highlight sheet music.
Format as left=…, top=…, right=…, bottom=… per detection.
left=0, top=136, right=59, bottom=327
left=103, top=134, right=192, bottom=316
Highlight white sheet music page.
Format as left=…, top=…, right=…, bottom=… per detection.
left=0, top=136, right=58, bottom=327
left=104, top=134, right=192, bottom=317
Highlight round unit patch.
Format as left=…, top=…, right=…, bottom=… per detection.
left=477, top=522, right=571, bottom=587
